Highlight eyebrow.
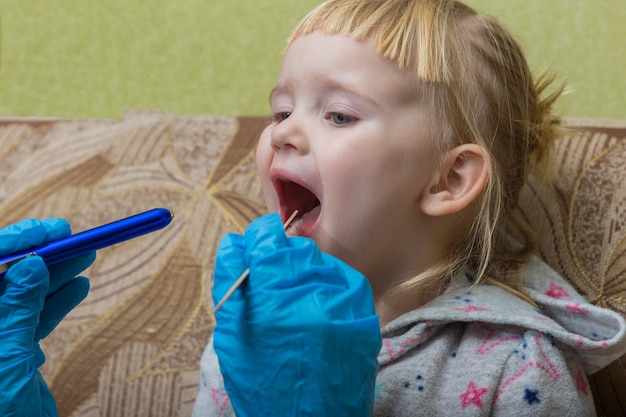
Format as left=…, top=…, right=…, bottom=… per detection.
left=269, top=75, right=382, bottom=108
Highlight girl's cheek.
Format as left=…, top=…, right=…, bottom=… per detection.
left=255, top=127, right=272, bottom=173
left=256, top=128, right=278, bottom=211
left=256, top=165, right=277, bottom=212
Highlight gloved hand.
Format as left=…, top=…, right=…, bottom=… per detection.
left=213, top=213, right=382, bottom=417
left=0, top=218, right=95, bottom=417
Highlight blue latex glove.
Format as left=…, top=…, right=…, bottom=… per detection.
left=0, top=218, right=95, bottom=417
left=213, top=213, right=382, bottom=417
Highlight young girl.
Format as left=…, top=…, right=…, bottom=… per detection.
left=1, top=1, right=625, bottom=416
left=195, top=0, right=626, bottom=416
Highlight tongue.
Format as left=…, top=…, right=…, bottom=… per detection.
left=287, top=205, right=320, bottom=237
left=301, top=205, right=321, bottom=230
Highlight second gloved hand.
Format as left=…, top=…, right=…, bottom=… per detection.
left=213, top=213, right=382, bottom=417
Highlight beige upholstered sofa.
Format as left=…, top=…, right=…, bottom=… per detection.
left=0, top=111, right=624, bottom=416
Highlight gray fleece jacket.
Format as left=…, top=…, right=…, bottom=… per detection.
left=192, top=257, right=626, bottom=416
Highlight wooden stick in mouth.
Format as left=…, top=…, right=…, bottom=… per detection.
left=212, top=210, right=299, bottom=313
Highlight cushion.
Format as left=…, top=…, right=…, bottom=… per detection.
left=516, top=117, right=626, bottom=415
left=0, top=111, right=624, bottom=416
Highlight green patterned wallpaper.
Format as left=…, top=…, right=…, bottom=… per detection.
left=0, top=0, right=624, bottom=119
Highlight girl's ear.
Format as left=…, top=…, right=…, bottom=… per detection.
left=421, top=144, right=491, bottom=216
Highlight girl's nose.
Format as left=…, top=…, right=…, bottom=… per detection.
left=270, top=114, right=309, bottom=154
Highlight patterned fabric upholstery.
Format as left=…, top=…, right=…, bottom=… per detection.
left=516, top=118, right=626, bottom=415
left=0, top=111, right=624, bottom=416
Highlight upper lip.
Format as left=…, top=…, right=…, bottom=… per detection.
left=270, top=170, right=320, bottom=222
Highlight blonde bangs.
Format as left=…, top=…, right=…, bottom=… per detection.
left=288, top=0, right=461, bottom=84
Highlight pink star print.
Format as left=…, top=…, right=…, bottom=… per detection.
left=545, top=283, right=570, bottom=299
left=382, top=323, right=432, bottom=360
left=211, top=388, right=230, bottom=415
left=461, top=381, right=488, bottom=409
left=566, top=303, right=588, bottom=316
left=456, top=305, right=488, bottom=313
left=575, top=370, right=589, bottom=395
left=494, top=333, right=561, bottom=404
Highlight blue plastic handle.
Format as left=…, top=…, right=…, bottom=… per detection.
left=0, top=208, right=173, bottom=280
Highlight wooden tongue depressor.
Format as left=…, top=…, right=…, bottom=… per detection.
left=212, top=211, right=299, bottom=313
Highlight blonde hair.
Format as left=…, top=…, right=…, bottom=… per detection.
left=289, top=0, right=564, bottom=299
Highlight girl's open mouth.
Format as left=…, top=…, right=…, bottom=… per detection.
left=273, top=178, right=321, bottom=236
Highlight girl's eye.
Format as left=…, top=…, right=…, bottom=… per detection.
left=327, top=112, right=356, bottom=125
left=272, top=112, right=291, bottom=123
